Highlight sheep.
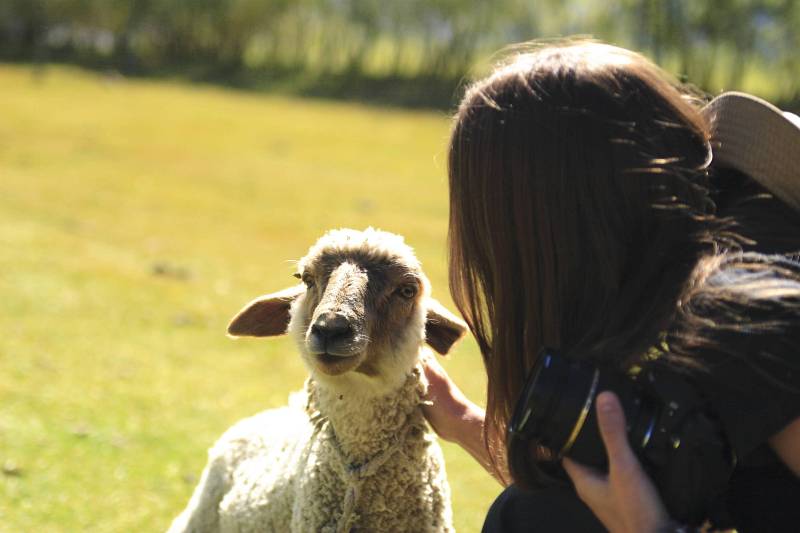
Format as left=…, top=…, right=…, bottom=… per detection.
left=168, top=228, right=467, bottom=533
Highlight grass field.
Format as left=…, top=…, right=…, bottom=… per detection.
left=0, top=65, right=498, bottom=532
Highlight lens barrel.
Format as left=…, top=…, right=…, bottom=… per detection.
left=509, top=349, right=658, bottom=469
left=509, top=349, right=735, bottom=524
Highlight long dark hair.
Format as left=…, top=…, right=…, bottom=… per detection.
left=712, top=166, right=800, bottom=256
left=447, top=41, right=737, bottom=483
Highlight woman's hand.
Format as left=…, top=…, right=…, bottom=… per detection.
left=769, top=416, right=800, bottom=477
left=421, top=356, right=476, bottom=443
left=562, top=391, right=671, bottom=533
left=422, top=357, right=507, bottom=484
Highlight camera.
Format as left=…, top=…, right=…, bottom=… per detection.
left=508, top=349, right=736, bottom=524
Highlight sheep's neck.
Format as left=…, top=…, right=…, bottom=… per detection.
left=308, top=365, right=426, bottom=463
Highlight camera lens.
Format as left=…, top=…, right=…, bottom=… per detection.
left=509, top=349, right=735, bottom=524
left=509, top=349, right=659, bottom=469
left=509, top=351, right=599, bottom=454
left=569, top=366, right=659, bottom=468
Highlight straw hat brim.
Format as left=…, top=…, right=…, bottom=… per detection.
left=702, top=91, right=800, bottom=211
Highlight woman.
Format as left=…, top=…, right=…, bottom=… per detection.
left=423, top=41, right=800, bottom=532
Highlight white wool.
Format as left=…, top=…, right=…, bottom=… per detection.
left=168, top=229, right=455, bottom=533
left=297, top=227, right=423, bottom=277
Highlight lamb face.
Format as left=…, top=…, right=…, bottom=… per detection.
left=227, top=228, right=467, bottom=392
left=289, top=229, right=430, bottom=387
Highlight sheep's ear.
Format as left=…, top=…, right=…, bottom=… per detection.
left=227, top=284, right=305, bottom=337
left=425, top=299, right=468, bottom=355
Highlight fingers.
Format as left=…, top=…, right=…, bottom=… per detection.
left=563, top=391, right=670, bottom=533
left=595, top=391, right=638, bottom=474
left=422, top=357, right=452, bottom=401
left=563, top=391, right=638, bottom=503
left=423, top=353, right=445, bottom=375
left=563, top=457, right=604, bottom=499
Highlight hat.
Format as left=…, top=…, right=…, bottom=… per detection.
left=702, top=91, right=800, bottom=211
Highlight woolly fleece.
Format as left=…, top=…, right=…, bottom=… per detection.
left=168, top=229, right=455, bottom=532
left=167, top=366, right=453, bottom=533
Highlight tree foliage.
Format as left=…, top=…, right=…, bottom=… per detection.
left=1, top=0, right=797, bottom=106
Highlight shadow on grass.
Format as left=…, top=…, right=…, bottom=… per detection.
left=4, top=52, right=468, bottom=111
left=218, top=65, right=468, bottom=111
left=8, top=52, right=798, bottom=113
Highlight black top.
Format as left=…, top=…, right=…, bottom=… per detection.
left=483, top=254, right=800, bottom=532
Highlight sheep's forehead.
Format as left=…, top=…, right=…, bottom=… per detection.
left=298, top=228, right=423, bottom=277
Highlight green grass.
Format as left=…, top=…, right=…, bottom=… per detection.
left=0, top=64, right=498, bottom=532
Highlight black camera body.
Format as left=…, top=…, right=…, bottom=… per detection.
left=508, top=349, right=736, bottom=524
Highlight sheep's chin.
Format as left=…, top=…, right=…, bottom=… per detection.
left=313, top=353, right=365, bottom=376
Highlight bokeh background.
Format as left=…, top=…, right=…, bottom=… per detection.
left=2, top=2, right=798, bottom=532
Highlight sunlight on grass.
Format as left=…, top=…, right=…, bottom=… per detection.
left=0, top=64, right=497, bottom=532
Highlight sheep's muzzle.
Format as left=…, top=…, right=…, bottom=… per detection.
left=304, top=262, right=369, bottom=375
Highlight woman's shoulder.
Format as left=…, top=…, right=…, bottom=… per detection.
left=679, top=251, right=800, bottom=329
left=704, top=251, right=800, bottom=284
left=667, top=251, right=800, bottom=458
left=670, top=251, right=800, bottom=364
left=692, top=250, right=800, bottom=288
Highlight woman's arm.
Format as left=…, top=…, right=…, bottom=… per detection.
left=770, top=416, right=800, bottom=476
left=422, top=358, right=508, bottom=485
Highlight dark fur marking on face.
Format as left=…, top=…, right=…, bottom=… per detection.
left=306, top=249, right=424, bottom=370
left=230, top=230, right=466, bottom=383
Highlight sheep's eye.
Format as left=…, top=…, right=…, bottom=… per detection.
left=301, top=273, right=315, bottom=288
left=397, top=284, right=417, bottom=299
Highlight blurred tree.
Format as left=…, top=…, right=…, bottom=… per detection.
left=0, top=0, right=797, bottom=107
left=0, top=0, right=48, bottom=60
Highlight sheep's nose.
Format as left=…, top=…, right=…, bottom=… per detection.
left=311, top=312, right=352, bottom=344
